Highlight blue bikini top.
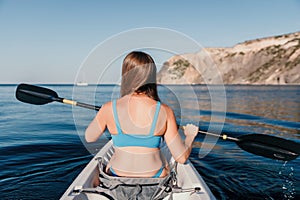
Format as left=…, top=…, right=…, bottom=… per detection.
left=111, top=100, right=162, bottom=148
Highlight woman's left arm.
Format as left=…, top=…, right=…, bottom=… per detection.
left=85, top=103, right=108, bottom=142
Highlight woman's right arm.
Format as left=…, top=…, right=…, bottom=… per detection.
left=163, top=105, right=198, bottom=164
left=85, top=103, right=109, bottom=142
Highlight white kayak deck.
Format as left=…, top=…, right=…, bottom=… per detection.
left=60, top=141, right=216, bottom=200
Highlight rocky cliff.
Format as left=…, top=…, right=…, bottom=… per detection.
left=157, top=32, right=300, bottom=84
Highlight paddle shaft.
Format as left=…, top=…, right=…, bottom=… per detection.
left=59, top=98, right=101, bottom=111
left=198, top=130, right=239, bottom=142
left=182, top=126, right=239, bottom=142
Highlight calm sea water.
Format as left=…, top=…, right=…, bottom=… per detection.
left=0, top=84, right=299, bottom=200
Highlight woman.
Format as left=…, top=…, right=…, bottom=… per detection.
left=85, top=51, right=198, bottom=178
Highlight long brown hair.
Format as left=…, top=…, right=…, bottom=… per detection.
left=120, top=51, right=160, bottom=101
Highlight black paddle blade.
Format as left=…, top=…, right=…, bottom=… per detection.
left=237, top=134, right=300, bottom=161
left=16, top=84, right=59, bottom=105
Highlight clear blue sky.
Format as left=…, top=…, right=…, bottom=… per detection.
left=0, top=0, right=299, bottom=84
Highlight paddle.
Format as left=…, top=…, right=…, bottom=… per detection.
left=16, top=83, right=101, bottom=111
left=197, top=130, right=300, bottom=161
left=15, top=83, right=300, bottom=161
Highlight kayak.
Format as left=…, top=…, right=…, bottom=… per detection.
left=60, top=140, right=216, bottom=200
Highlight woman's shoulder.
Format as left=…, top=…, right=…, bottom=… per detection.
left=160, top=102, right=174, bottom=115
left=104, top=101, right=113, bottom=106
left=99, top=101, right=113, bottom=112
left=96, top=101, right=114, bottom=121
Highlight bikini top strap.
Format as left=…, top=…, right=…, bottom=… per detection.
left=112, top=100, right=123, bottom=134
left=149, top=101, right=161, bottom=136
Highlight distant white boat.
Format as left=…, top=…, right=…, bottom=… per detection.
left=76, top=82, right=88, bottom=86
